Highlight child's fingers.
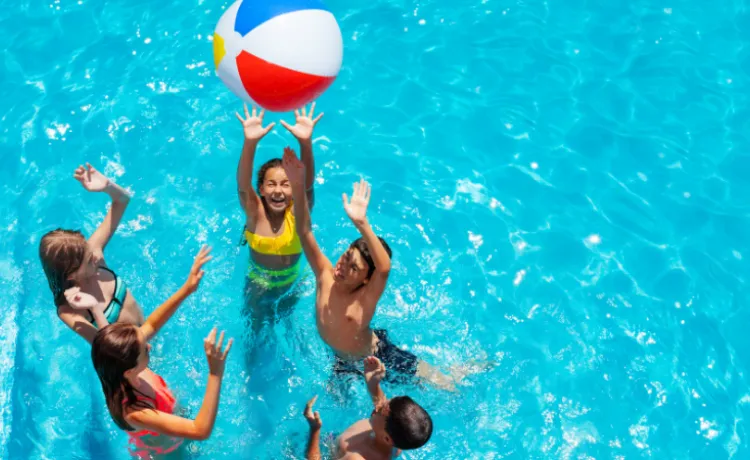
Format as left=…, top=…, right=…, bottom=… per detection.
left=86, top=162, right=94, bottom=171
left=294, top=109, right=301, bottom=119
left=222, top=338, right=234, bottom=359
left=244, top=103, right=250, bottom=119
left=280, top=119, right=291, bottom=130
left=313, top=113, right=324, bottom=124
left=252, top=106, right=258, bottom=118
left=305, top=395, right=318, bottom=413
left=342, top=193, right=348, bottom=207
left=301, top=105, right=307, bottom=117
left=215, top=330, right=225, bottom=351
left=235, top=112, right=244, bottom=123
left=308, top=102, right=315, bottom=117
left=206, top=327, right=217, bottom=344
left=264, top=122, right=275, bottom=134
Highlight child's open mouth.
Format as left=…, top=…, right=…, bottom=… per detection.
left=268, top=195, right=287, bottom=208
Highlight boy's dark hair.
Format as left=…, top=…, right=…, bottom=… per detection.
left=350, top=236, right=392, bottom=279
left=385, top=396, right=433, bottom=450
left=256, top=158, right=283, bottom=193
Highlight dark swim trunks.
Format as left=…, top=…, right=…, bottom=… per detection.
left=334, top=329, right=419, bottom=384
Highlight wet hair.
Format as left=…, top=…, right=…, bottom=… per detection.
left=349, top=237, right=393, bottom=279
left=39, top=229, right=88, bottom=306
left=91, top=323, right=152, bottom=431
left=256, top=158, right=284, bottom=194
left=385, top=396, right=433, bottom=450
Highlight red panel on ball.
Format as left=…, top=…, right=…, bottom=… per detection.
left=236, top=50, right=336, bottom=112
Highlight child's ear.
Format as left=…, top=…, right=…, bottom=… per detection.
left=362, top=277, right=370, bottom=285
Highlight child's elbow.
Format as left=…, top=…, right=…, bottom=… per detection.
left=376, top=262, right=391, bottom=274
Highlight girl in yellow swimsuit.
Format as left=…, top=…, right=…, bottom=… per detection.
left=235, top=102, right=323, bottom=331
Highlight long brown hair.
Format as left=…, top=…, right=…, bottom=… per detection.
left=91, top=323, right=152, bottom=431
left=39, top=229, right=88, bottom=306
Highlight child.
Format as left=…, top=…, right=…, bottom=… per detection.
left=91, top=246, right=233, bottom=458
left=303, top=356, right=433, bottom=459
left=235, top=103, right=323, bottom=330
left=39, top=163, right=145, bottom=344
left=281, top=148, right=452, bottom=387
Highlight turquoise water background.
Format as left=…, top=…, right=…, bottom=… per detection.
left=3, top=0, right=750, bottom=458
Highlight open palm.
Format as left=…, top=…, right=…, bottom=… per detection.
left=342, top=179, right=371, bottom=224
left=281, top=103, right=323, bottom=141
left=281, top=146, right=305, bottom=187
left=74, top=163, right=109, bottom=192
left=236, top=104, right=274, bottom=141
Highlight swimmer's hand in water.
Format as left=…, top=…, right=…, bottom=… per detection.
left=280, top=102, right=323, bottom=142
left=342, top=179, right=371, bottom=226
left=236, top=104, right=274, bottom=142
left=184, top=246, right=213, bottom=294
left=364, top=356, right=386, bottom=385
left=74, top=163, right=110, bottom=193
left=281, top=146, right=305, bottom=188
left=304, top=395, right=323, bottom=431
left=204, top=327, right=233, bottom=377
left=64, top=286, right=99, bottom=310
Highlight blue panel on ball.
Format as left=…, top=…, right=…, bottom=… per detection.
left=234, top=0, right=330, bottom=36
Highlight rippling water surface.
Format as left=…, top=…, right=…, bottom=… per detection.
left=3, top=0, right=750, bottom=458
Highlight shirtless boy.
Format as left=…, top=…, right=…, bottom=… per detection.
left=303, top=356, right=432, bottom=460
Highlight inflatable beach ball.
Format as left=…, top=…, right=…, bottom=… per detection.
left=213, top=0, right=343, bottom=112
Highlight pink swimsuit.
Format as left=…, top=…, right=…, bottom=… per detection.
left=124, top=370, right=184, bottom=458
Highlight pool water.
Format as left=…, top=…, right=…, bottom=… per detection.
left=3, top=0, right=750, bottom=458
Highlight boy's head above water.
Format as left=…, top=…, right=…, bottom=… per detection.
left=39, top=229, right=98, bottom=304
left=256, top=158, right=292, bottom=214
left=370, top=396, right=433, bottom=451
left=334, top=236, right=392, bottom=288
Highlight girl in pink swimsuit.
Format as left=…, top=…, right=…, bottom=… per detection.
left=91, top=247, right=234, bottom=457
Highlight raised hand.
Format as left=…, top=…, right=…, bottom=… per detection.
left=204, top=327, right=233, bottom=376
left=342, top=179, right=371, bottom=226
left=281, top=146, right=305, bottom=188
left=64, top=286, right=99, bottom=310
left=304, top=395, right=323, bottom=431
left=280, top=103, right=323, bottom=142
left=235, top=104, right=274, bottom=141
left=74, top=163, right=110, bottom=193
left=364, top=356, right=386, bottom=385
left=184, top=246, right=213, bottom=294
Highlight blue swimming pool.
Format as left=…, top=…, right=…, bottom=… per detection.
left=4, top=0, right=750, bottom=458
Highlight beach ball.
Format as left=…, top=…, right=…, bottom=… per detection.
left=213, top=0, right=343, bottom=112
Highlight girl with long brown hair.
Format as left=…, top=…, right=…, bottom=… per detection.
left=92, top=246, right=233, bottom=457
left=39, top=162, right=144, bottom=343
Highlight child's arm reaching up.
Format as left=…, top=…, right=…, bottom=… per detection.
left=140, top=246, right=212, bottom=341
left=343, top=179, right=391, bottom=321
left=303, top=396, right=323, bottom=460
left=282, top=147, right=333, bottom=279
left=281, top=103, right=323, bottom=210
left=125, top=327, right=233, bottom=440
left=235, top=104, right=275, bottom=224
left=364, top=356, right=388, bottom=408
left=74, top=163, right=131, bottom=258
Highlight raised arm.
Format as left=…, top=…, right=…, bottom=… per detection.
left=281, top=147, right=333, bottom=278
left=235, top=104, right=274, bottom=223
left=140, top=246, right=212, bottom=341
left=73, top=163, right=131, bottom=254
left=303, top=396, right=323, bottom=460
left=364, top=356, right=388, bottom=408
left=281, top=103, right=323, bottom=210
left=343, top=180, right=391, bottom=315
left=125, top=328, right=232, bottom=440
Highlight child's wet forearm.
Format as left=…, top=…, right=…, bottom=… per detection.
left=299, top=139, right=315, bottom=191
left=305, top=428, right=322, bottom=460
